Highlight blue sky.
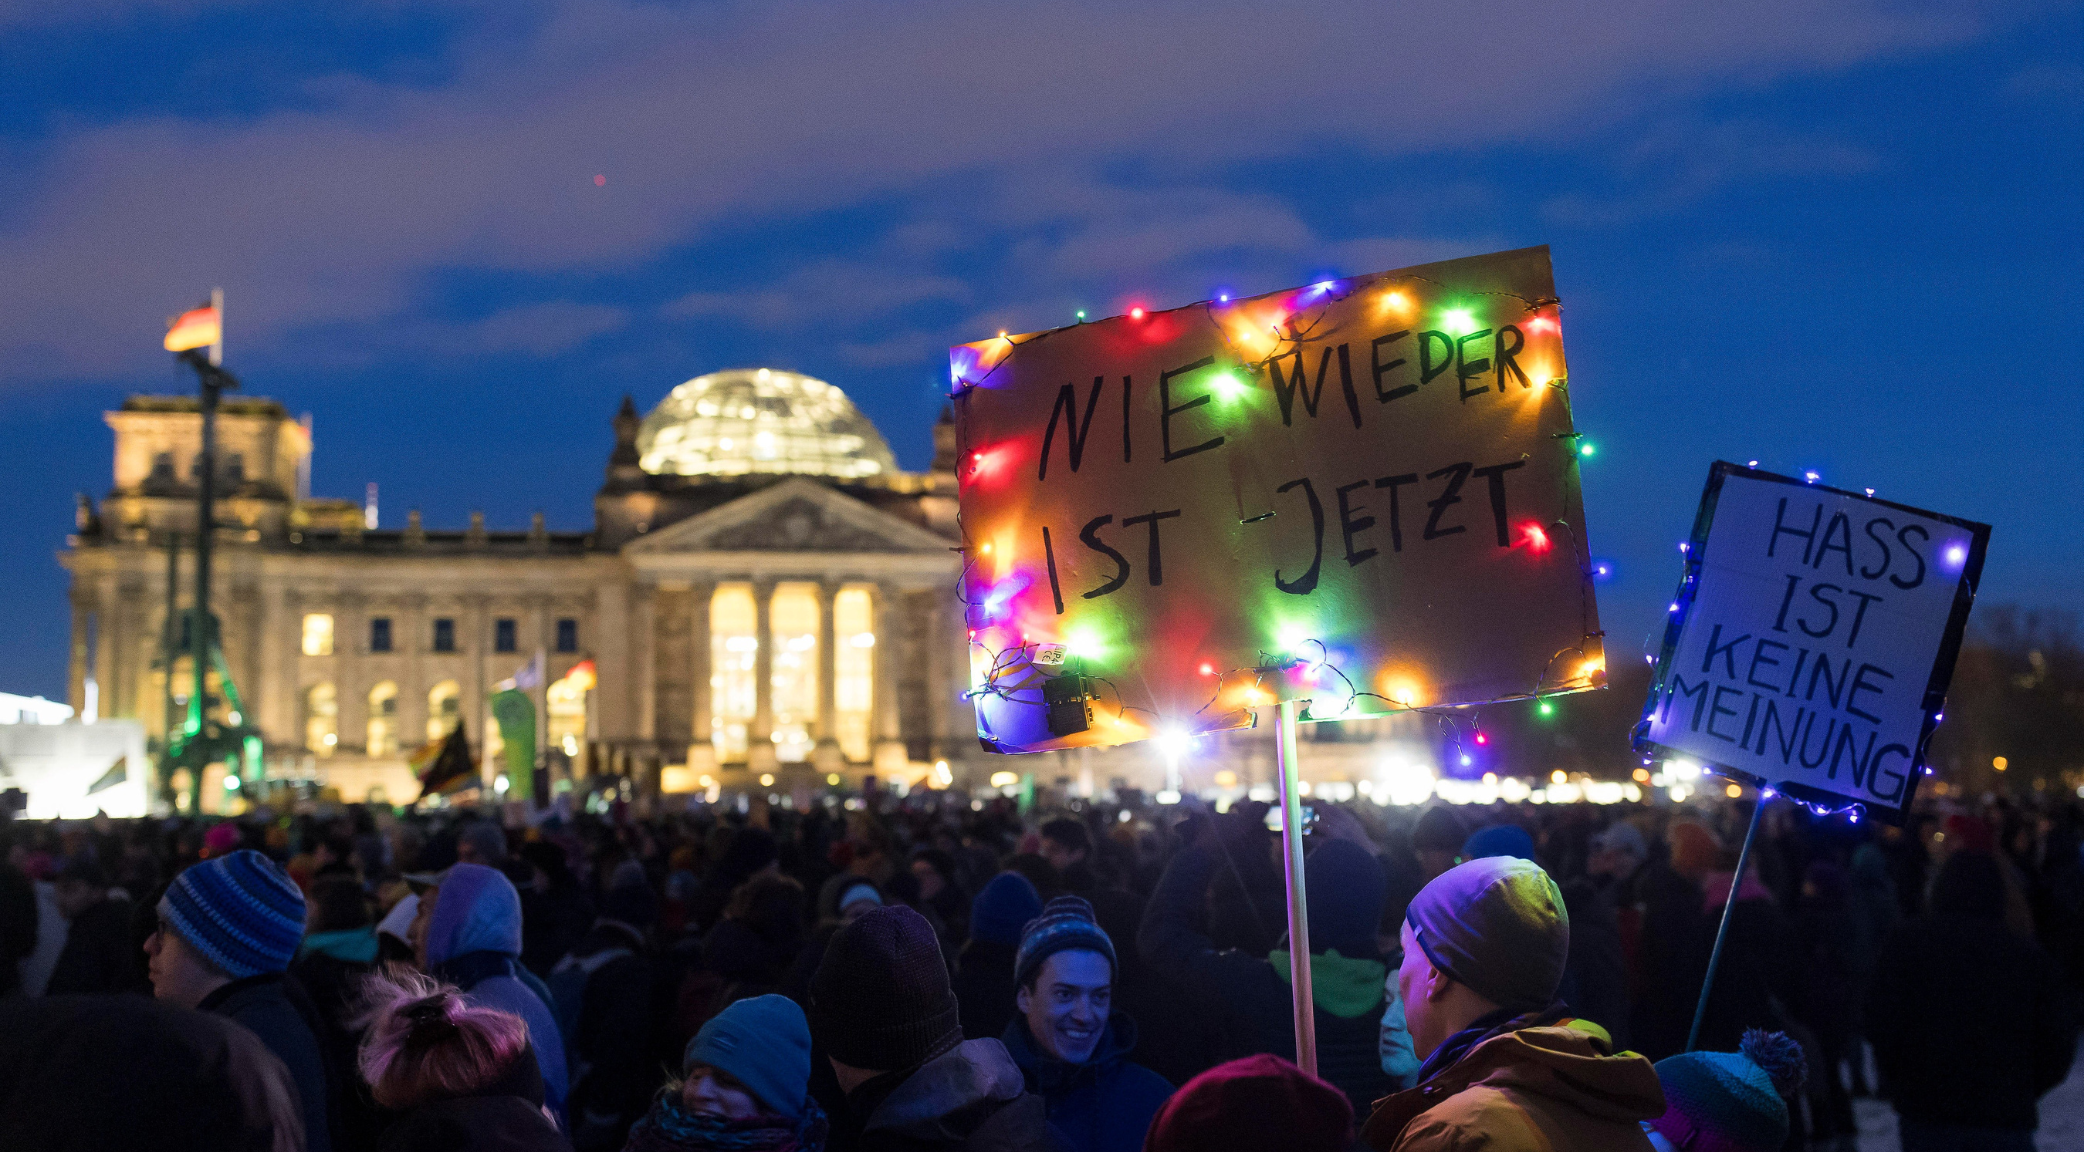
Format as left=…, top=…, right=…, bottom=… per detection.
left=2, top=0, right=2079, bottom=700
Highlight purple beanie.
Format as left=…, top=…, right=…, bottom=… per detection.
left=1405, top=856, right=1568, bottom=1011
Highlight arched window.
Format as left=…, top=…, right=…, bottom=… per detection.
left=833, top=586, right=875, bottom=762
left=304, top=683, right=338, bottom=756
left=709, top=585, right=757, bottom=763
left=367, top=681, right=399, bottom=757
left=769, top=583, right=819, bottom=764
left=427, top=680, right=461, bottom=742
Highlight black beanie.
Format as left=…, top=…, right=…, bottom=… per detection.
left=811, top=905, right=962, bottom=1072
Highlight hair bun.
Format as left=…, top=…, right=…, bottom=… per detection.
left=402, top=994, right=461, bottom=1040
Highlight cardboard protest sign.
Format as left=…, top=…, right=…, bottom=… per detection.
left=950, top=246, right=1603, bottom=754
left=1634, top=463, right=1989, bottom=819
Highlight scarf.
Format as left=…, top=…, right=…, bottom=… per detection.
left=1413, top=1002, right=1571, bottom=1085
left=1268, top=948, right=1388, bottom=1018
left=624, top=1093, right=828, bottom=1152
left=299, top=927, right=379, bottom=964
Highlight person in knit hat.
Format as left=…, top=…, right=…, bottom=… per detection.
left=624, top=994, right=829, bottom=1152
left=956, top=872, right=1045, bottom=1040
left=1361, top=856, right=1664, bottom=1151
left=1143, top=1054, right=1350, bottom=1152
left=810, top=904, right=1054, bottom=1151
left=1642, top=1030, right=1805, bottom=1152
left=1002, top=896, right=1172, bottom=1152
left=1139, top=822, right=1391, bottom=1117
left=145, top=848, right=336, bottom=1152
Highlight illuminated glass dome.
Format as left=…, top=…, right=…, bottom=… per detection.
left=637, top=368, right=898, bottom=481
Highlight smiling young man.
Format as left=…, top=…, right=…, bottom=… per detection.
left=1003, top=896, right=1173, bottom=1152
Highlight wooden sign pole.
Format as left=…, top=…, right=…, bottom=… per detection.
left=1274, top=698, right=1317, bottom=1073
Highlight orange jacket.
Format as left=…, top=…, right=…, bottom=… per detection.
left=1361, top=1022, right=1664, bottom=1152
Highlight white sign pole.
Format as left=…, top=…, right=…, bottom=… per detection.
left=1273, top=698, right=1317, bottom=1073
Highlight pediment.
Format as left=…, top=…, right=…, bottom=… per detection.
left=624, top=477, right=951, bottom=556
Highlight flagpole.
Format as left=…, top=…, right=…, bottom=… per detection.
left=1273, top=698, right=1317, bottom=1074
left=209, top=287, right=222, bottom=367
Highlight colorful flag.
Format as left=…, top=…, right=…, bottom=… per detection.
left=563, top=658, right=597, bottom=692
left=489, top=689, right=537, bottom=803
left=413, top=724, right=478, bottom=801
left=163, top=304, right=220, bottom=352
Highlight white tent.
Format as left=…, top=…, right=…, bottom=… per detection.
left=0, top=721, right=150, bottom=819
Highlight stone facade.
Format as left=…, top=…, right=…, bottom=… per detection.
left=61, top=389, right=979, bottom=803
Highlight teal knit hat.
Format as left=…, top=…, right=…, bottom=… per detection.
left=684, top=995, right=812, bottom=1118
left=1648, top=1030, right=1805, bottom=1152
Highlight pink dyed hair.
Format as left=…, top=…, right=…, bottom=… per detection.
left=356, top=967, right=532, bottom=1111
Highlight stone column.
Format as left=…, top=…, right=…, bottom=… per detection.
left=871, top=581, right=907, bottom=775
left=257, top=583, right=289, bottom=745
left=335, top=593, right=366, bottom=755
left=811, top=580, right=842, bottom=773
left=464, top=594, right=489, bottom=780
left=749, top=578, right=778, bottom=774
left=593, top=581, right=629, bottom=740
left=633, top=584, right=657, bottom=746
left=528, top=592, right=551, bottom=759
left=89, top=574, right=117, bottom=722
left=67, top=584, right=91, bottom=719
left=688, top=581, right=716, bottom=775
left=399, top=593, right=428, bottom=750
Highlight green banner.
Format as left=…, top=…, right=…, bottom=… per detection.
left=489, top=690, right=537, bottom=803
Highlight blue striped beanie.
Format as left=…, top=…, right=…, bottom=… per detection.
left=1015, top=895, right=1116, bottom=988
left=162, top=849, right=306, bottom=978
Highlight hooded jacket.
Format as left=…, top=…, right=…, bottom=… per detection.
left=844, top=1037, right=1059, bottom=1152
left=198, top=972, right=336, bottom=1152
left=1360, top=1019, right=1664, bottom=1152
left=999, top=1014, right=1171, bottom=1152
left=425, top=863, right=571, bottom=1114
left=1138, top=843, right=1389, bottom=1116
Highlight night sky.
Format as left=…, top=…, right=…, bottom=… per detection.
left=2, top=1, right=2079, bottom=701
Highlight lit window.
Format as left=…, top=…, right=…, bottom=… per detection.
left=302, top=614, right=334, bottom=656
left=834, top=586, right=875, bottom=763
left=427, top=680, right=460, bottom=742
left=369, top=617, right=392, bottom=653
left=367, top=681, right=398, bottom=756
left=555, top=618, right=579, bottom=653
left=494, top=618, right=517, bottom=654
left=769, top=583, right=820, bottom=764
left=548, top=670, right=588, bottom=772
left=432, top=618, right=455, bottom=653
left=709, top=585, right=757, bottom=764
left=304, top=682, right=337, bottom=756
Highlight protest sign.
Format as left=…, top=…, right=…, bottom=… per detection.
left=1634, top=463, right=1989, bottom=819
left=950, top=246, right=1602, bottom=754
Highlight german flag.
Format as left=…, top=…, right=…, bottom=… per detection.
left=412, top=724, right=479, bottom=802
left=163, top=304, right=220, bottom=352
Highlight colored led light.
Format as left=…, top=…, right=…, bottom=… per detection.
left=1474, top=732, right=1487, bottom=744
left=1440, top=308, right=1477, bottom=335
left=1459, top=754, right=1473, bottom=767
left=1522, top=523, right=1549, bottom=551
left=1075, top=310, right=1087, bottom=321
left=1199, top=662, right=1215, bottom=676
left=1129, top=307, right=1146, bottom=320
left=1537, top=700, right=1554, bottom=716
left=1578, top=442, right=1596, bottom=457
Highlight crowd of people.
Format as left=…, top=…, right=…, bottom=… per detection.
left=2, top=782, right=2080, bottom=1152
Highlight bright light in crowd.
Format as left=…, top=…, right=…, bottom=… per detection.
left=989, top=771, right=1019, bottom=788
left=1377, top=760, right=1436, bottom=806
left=1804, top=471, right=1820, bottom=483
left=1157, top=727, right=1194, bottom=760
left=1670, top=759, right=1703, bottom=780
left=1551, top=770, right=1567, bottom=784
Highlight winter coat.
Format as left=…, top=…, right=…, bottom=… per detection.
left=1555, top=878, right=1630, bottom=1050
left=954, top=939, right=1020, bottom=1041
left=44, top=896, right=143, bottom=994
left=1137, top=844, right=1389, bottom=1115
left=999, top=1014, right=1172, bottom=1152
left=199, top=971, right=336, bottom=1152
left=1627, top=862, right=1705, bottom=1061
left=1, top=994, right=306, bottom=1152
left=291, top=931, right=388, bottom=1152
left=840, top=1038, right=1059, bottom=1152
left=552, top=920, right=661, bottom=1151
left=427, top=863, right=572, bottom=1116
left=1866, top=913, right=2080, bottom=1130
left=1360, top=1021, right=1664, bottom=1152
left=522, top=878, right=598, bottom=978
left=380, top=1095, right=574, bottom=1152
